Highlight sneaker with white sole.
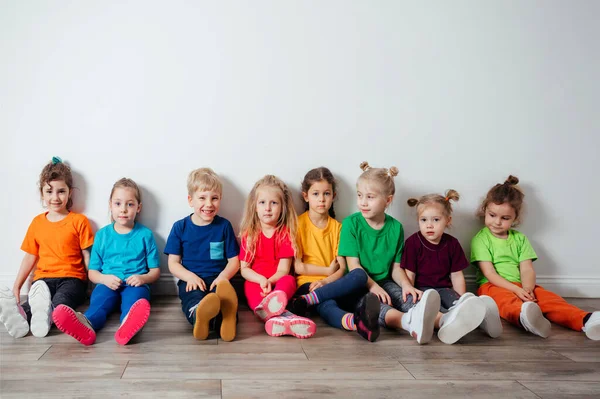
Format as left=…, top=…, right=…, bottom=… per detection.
left=29, top=280, right=53, bottom=337
left=264, top=311, right=316, bottom=339
left=254, top=290, right=287, bottom=321
left=438, top=295, right=486, bottom=344
left=582, top=311, right=600, bottom=341
left=478, top=295, right=503, bottom=338
left=402, top=289, right=440, bottom=344
left=0, top=286, right=29, bottom=338
left=520, top=302, right=551, bottom=338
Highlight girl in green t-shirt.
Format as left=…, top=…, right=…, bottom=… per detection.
left=471, top=175, right=599, bottom=340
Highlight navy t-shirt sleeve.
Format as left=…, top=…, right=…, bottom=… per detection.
left=400, top=234, right=418, bottom=273
left=449, top=237, right=469, bottom=273
left=164, top=220, right=183, bottom=255
left=224, top=220, right=240, bottom=259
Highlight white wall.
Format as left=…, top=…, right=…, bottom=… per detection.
left=1, top=1, right=599, bottom=297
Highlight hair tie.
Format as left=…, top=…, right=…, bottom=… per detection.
left=52, top=156, right=62, bottom=165
left=444, top=196, right=449, bottom=202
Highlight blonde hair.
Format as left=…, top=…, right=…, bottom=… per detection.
left=407, top=189, right=459, bottom=219
left=239, top=175, right=298, bottom=263
left=357, top=161, right=399, bottom=196
left=187, top=168, right=222, bottom=196
left=477, top=175, right=524, bottom=225
left=109, top=178, right=142, bottom=222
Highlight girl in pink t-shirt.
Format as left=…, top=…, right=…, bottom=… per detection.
left=239, top=175, right=316, bottom=338
left=401, top=190, right=502, bottom=344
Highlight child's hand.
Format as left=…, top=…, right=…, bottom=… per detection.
left=186, top=276, right=206, bottom=292
left=260, top=278, right=272, bottom=297
left=401, top=284, right=423, bottom=303
left=13, top=287, right=21, bottom=304
left=327, top=259, right=340, bottom=276
left=514, top=287, right=536, bottom=302
left=209, top=276, right=228, bottom=291
left=309, top=279, right=327, bottom=291
left=103, top=275, right=122, bottom=290
left=522, top=286, right=537, bottom=301
left=126, top=275, right=145, bottom=287
left=369, top=284, right=391, bottom=305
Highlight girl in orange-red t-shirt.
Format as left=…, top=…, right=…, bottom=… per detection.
left=0, top=157, right=93, bottom=338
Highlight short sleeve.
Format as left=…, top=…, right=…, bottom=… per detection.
left=518, top=234, right=538, bottom=263
left=450, top=239, right=469, bottom=273
left=394, top=224, right=405, bottom=263
left=145, top=231, right=160, bottom=268
left=338, top=220, right=358, bottom=257
left=164, top=222, right=183, bottom=255
left=276, top=231, right=295, bottom=259
left=77, top=216, right=94, bottom=250
left=400, top=235, right=418, bottom=272
left=20, top=218, right=39, bottom=256
left=470, top=234, right=492, bottom=264
left=223, top=221, right=240, bottom=259
left=89, top=229, right=104, bottom=271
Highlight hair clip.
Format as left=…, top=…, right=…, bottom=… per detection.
left=52, top=156, right=62, bottom=165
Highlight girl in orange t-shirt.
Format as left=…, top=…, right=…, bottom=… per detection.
left=0, top=157, right=93, bottom=338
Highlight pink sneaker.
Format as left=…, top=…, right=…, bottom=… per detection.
left=265, top=311, right=316, bottom=339
left=115, top=299, right=151, bottom=345
left=52, top=305, right=96, bottom=346
left=254, top=290, right=287, bottom=321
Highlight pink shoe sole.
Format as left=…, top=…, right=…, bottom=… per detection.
left=115, top=299, right=151, bottom=345
left=52, top=305, right=96, bottom=346
left=254, top=290, right=287, bottom=321
left=265, top=315, right=317, bottom=339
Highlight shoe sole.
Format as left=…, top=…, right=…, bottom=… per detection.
left=115, top=299, right=151, bottom=345
left=585, top=322, right=600, bottom=340
left=479, top=295, right=503, bottom=338
left=412, top=290, right=441, bottom=344
left=29, top=281, right=52, bottom=338
left=0, top=286, right=29, bottom=338
left=52, top=305, right=96, bottom=346
left=355, top=293, right=380, bottom=342
left=216, top=281, right=238, bottom=342
left=438, top=297, right=486, bottom=344
left=193, top=293, right=220, bottom=340
left=254, top=290, right=287, bottom=321
left=522, top=303, right=551, bottom=338
left=265, top=316, right=316, bottom=339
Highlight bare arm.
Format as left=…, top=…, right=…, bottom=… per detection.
left=12, top=253, right=38, bottom=303
left=209, top=256, right=241, bottom=290
left=391, top=263, right=422, bottom=301
left=141, top=268, right=161, bottom=284
left=168, top=254, right=201, bottom=282
left=450, top=270, right=466, bottom=296
left=81, top=248, right=91, bottom=270
left=240, top=261, right=268, bottom=284
left=323, top=256, right=346, bottom=284
left=404, top=269, right=416, bottom=286
left=267, top=258, right=292, bottom=284
left=478, top=261, right=535, bottom=302
left=519, top=259, right=537, bottom=298
left=346, top=256, right=392, bottom=304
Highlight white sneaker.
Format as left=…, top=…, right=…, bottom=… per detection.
left=582, top=311, right=600, bottom=340
left=402, top=289, right=440, bottom=344
left=478, top=295, right=503, bottom=338
left=520, top=302, right=551, bottom=338
left=29, top=280, right=53, bottom=337
left=0, top=286, right=29, bottom=338
left=438, top=295, right=486, bottom=344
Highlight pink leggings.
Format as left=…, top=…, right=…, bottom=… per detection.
left=244, top=274, right=297, bottom=311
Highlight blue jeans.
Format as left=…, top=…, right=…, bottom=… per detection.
left=177, top=275, right=218, bottom=325
left=84, top=284, right=150, bottom=331
left=295, top=269, right=368, bottom=329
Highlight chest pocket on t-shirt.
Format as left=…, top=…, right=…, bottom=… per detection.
left=210, top=241, right=225, bottom=260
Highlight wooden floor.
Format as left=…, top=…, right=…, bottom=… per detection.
left=1, top=297, right=599, bottom=398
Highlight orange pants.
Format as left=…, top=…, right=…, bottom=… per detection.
left=478, top=282, right=588, bottom=331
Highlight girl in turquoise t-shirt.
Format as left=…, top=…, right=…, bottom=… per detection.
left=471, top=175, right=599, bottom=340
left=53, top=178, right=161, bottom=345
left=338, top=162, right=441, bottom=344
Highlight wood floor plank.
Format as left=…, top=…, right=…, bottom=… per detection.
left=0, top=343, right=51, bottom=361
left=552, top=348, right=600, bottom=362
left=0, top=379, right=221, bottom=398
left=0, top=360, right=128, bottom=380
left=518, top=380, right=600, bottom=398
left=221, top=379, right=539, bottom=398
left=122, top=359, right=413, bottom=380
left=402, top=361, right=600, bottom=381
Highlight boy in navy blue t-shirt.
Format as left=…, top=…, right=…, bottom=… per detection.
left=165, top=168, right=240, bottom=341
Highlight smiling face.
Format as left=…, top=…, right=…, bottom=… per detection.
left=42, top=180, right=71, bottom=216
left=484, top=202, right=517, bottom=239
left=188, top=189, right=221, bottom=226
left=110, top=187, right=141, bottom=231
left=303, top=180, right=334, bottom=217
left=356, top=179, right=392, bottom=224
left=418, top=203, right=450, bottom=245
left=256, top=186, right=282, bottom=228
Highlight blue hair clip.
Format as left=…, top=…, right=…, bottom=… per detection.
left=52, top=156, right=62, bottom=165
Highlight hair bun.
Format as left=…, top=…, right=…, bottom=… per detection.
left=505, top=175, right=520, bottom=185
left=445, top=189, right=460, bottom=202
left=359, top=161, right=370, bottom=171
left=388, top=166, right=399, bottom=177
left=407, top=198, right=419, bottom=207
